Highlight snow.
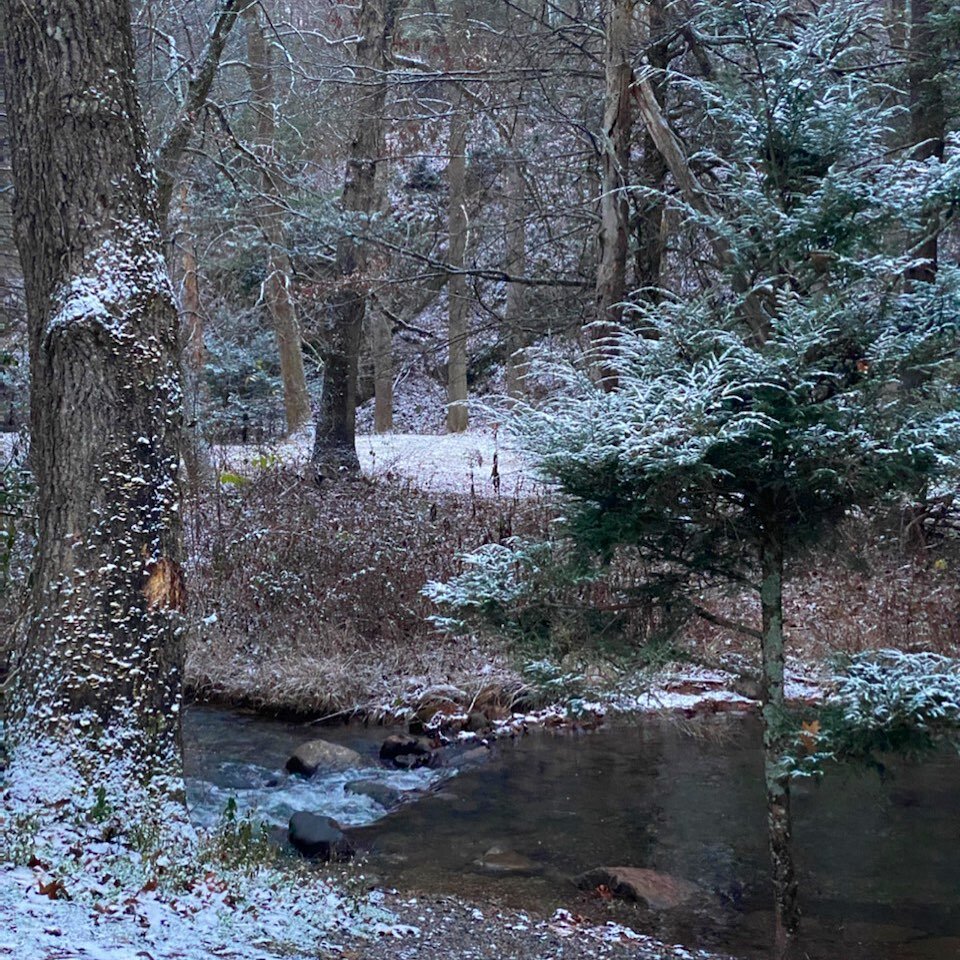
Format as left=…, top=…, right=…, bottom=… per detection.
left=220, top=427, right=542, bottom=497
left=46, top=222, right=173, bottom=341
left=0, top=856, right=393, bottom=960
left=0, top=740, right=402, bottom=960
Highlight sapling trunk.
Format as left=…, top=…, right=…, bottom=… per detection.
left=759, top=524, right=800, bottom=956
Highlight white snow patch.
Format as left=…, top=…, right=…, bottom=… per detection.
left=219, top=427, right=543, bottom=497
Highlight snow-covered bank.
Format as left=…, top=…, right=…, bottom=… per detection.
left=0, top=856, right=403, bottom=960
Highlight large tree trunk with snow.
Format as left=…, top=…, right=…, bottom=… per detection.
left=759, top=524, right=800, bottom=956
left=313, top=0, right=402, bottom=478
left=593, top=0, right=634, bottom=390
left=244, top=4, right=312, bottom=436
left=3, top=0, right=185, bottom=806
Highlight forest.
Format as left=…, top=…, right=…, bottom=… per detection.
left=1, top=1, right=960, bottom=959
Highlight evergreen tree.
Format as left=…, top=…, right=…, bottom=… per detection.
left=431, top=1, right=960, bottom=950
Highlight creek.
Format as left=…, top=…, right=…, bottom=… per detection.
left=184, top=705, right=960, bottom=959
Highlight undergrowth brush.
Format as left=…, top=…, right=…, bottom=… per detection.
left=185, top=467, right=555, bottom=717
left=186, top=465, right=960, bottom=717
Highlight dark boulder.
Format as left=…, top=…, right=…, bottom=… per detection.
left=288, top=812, right=355, bottom=861
left=379, top=734, right=435, bottom=769
left=345, top=779, right=404, bottom=809
left=464, top=711, right=490, bottom=734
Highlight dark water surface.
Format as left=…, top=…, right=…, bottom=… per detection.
left=184, top=705, right=960, bottom=959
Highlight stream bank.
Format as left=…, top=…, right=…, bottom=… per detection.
left=184, top=704, right=960, bottom=960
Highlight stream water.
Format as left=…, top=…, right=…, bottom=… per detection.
left=184, top=705, right=960, bottom=959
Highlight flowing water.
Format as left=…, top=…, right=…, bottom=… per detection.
left=184, top=705, right=960, bottom=959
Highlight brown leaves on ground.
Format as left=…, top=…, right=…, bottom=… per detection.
left=37, top=878, right=69, bottom=900
left=799, top=719, right=821, bottom=754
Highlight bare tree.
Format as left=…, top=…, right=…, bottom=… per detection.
left=593, top=0, right=634, bottom=390
left=445, top=0, right=470, bottom=433
left=155, top=0, right=246, bottom=224
left=244, top=0, right=312, bottom=434
left=312, top=0, right=404, bottom=477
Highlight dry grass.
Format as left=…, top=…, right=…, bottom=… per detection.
left=184, top=467, right=551, bottom=718
left=186, top=467, right=960, bottom=716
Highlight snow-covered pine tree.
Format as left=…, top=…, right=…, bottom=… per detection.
left=431, top=0, right=960, bottom=951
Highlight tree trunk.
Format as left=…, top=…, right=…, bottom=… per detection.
left=372, top=310, right=394, bottom=433
left=634, top=0, right=668, bottom=300
left=634, top=77, right=769, bottom=341
left=179, top=185, right=213, bottom=492
left=504, top=143, right=528, bottom=398
left=759, top=525, right=800, bottom=955
left=313, top=0, right=402, bottom=477
left=593, top=0, right=634, bottom=390
left=446, top=0, right=470, bottom=433
left=3, top=0, right=185, bottom=815
left=244, top=4, right=312, bottom=435
left=905, top=0, right=945, bottom=285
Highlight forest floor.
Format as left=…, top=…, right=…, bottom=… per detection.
left=3, top=427, right=955, bottom=959
left=219, top=425, right=537, bottom=497
left=334, top=892, right=725, bottom=960
left=190, top=425, right=947, bottom=725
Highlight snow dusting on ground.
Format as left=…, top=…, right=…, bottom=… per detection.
left=217, top=427, right=541, bottom=497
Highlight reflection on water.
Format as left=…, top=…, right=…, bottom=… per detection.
left=184, top=706, right=960, bottom=960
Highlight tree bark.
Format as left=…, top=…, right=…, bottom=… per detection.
left=633, top=0, right=668, bottom=300
left=313, top=0, right=402, bottom=477
left=759, top=525, right=800, bottom=956
left=244, top=3, right=312, bottom=435
left=372, top=310, right=394, bottom=433
left=446, top=0, right=470, bottom=433
left=504, top=141, right=528, bottom=398
left=3, top=0, right=185, bottom=811
left=593, top=0, right=634, bottom=390
left=905, top=0, right=945, bottom=285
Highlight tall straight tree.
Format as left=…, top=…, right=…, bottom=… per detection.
left=446, top=0, right=470, bottom=433
left=244, top=0, right=312, bottom=435
left=593, top=0, right=634, bottom=389
left=312, top=0, right=403, bottom=478
left=3, top=0, right=186, bottom=812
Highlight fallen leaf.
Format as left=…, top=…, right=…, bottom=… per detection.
left=38, top=878, right=68, bottom=900
left=799, top=719, right=821, bottom=753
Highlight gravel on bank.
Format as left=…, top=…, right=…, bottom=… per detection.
left=334, top=892, right=728, bottom=960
